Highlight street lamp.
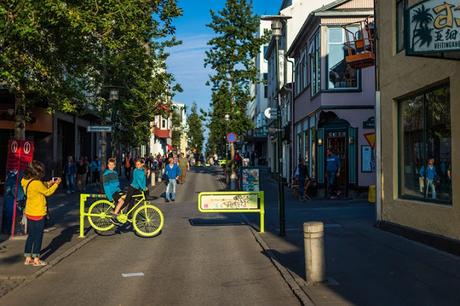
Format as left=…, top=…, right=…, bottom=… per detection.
left=225, top=113, right=230, bottom=160
left=261, top=15, right=291, bottom=237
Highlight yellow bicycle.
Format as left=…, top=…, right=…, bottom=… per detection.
left=87, top=192, right=164, bottom=237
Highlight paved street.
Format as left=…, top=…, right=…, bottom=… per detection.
left=0, top=168, right=299, bottom=306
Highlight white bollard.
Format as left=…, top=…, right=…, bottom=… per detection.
left=304, top=222, right=325, bottom=284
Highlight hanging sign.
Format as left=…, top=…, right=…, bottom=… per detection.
left=240, top=168, right=260, bottom=192
left=406, top=0, right=460, bottom=59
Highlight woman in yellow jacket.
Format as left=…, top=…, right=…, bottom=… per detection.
left=21, top=160, right=61, bottom=266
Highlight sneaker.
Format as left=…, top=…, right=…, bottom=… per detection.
left=165, top=199, right=170, bottom=203
left=110, top=214, right=122, bottom=225
left=172, top=199, right=175, bottom=202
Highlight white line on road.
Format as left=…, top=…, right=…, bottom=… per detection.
left=121, top=272, right=145, bottom=278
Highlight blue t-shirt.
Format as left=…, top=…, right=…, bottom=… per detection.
left=131, top=168, right=147, bottom=190
left=326, top=155, right=341, bottom=173
left=164, top=164, right=181, bottom=180
left=102, top=169, right=121, bottom=201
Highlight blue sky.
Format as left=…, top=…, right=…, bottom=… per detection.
left=167, top=0, right=280, bottom=114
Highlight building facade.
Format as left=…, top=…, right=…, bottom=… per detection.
left=246, top=20, right=271, bottom=165
left=265, top=0, right=326, bottom=180
left=376, top=0, right=459, bottom=241
left=288, top=0, right=375, bottom=196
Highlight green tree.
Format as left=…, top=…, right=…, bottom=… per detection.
left=0, top=0, right=182, bottom=143
left=204, top=0, right=268, bottom=156
left=171, top=105, right=184, bottom=151
left=187, top=103, right=204, bottom=154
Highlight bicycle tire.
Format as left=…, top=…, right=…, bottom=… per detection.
left=87, top=200, right=116, bottom=232
left=132, top=203, right=164, bottom=237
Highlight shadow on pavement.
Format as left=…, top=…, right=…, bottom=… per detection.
left=0, top=253, right=23, bottom=264
left=40, top=225, right=78, bottom=260
left=189, top=218, right=245, bottom=227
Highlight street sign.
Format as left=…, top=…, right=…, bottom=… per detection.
left=6, top=139, right=35, bottom=171
left=364, top=132, right=376, bottom=148
left=226, top=132, right=237, bottom=143
left=264, top=107, right=272, bottom=119
left=198, top=191, right=265, bottom=232
left=87, top=126, right=112, bottom=132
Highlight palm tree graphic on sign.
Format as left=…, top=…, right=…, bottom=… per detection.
left=411, top=4, right=434, bottom=49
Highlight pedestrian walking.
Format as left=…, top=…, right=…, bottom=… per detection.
left=90, top=156, right=101, bottom=184
left=178, top=153, right=189, bottom=184
left=22, top=160, right=61, bottom=266
left=76, top=158, right=88, bottom=192
left=164, top=157, right=181, bottom=202
left=63, top=156, right=76, bottom=194
left=124, top=153, right=133, bottom=181
left=295, top=159, right=308, bottom=200
left=326, top=149, right=340, bottom=198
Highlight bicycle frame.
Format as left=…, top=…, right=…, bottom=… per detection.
left=119, top=192, right=147, bottom=222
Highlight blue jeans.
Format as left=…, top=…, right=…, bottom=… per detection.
left=166, top=179, right=177, bottom=201
left=426, top=179, right=436, bottom=199
left=66, top=174, right=75, bottom=192
left=327, top=171, right=336, bottom=188
left=24, top=218, right=45, bottom=258
left=298, top=177, right=306, bottom=197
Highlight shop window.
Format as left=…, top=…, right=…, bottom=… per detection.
left=396, top=0, right=407, bottom=53
left=327, top=27, right=359, bottom=90
left=398, top=84, right=452, bottom=204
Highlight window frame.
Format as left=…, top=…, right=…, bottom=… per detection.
left=397, top=81, right=452, bottom=205
left=325, top=26, right=361, bottom=92
left=309, top=30, right=321, bottom=97
left=396, top=0, right=407, bottom=53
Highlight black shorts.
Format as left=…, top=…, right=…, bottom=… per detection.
left=112, top=191, right=125, bottom=203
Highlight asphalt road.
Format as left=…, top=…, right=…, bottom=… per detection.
left=0, top=168, right=299, bottom=306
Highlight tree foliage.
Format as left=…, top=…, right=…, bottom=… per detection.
left=0, top=0, right=182, bottom=144
left=204, top=0, right=267, bottom=156
left=186, top=103, right=204, bottom=154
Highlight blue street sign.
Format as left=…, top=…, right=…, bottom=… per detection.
left=227, top=132, right=237, bottom=143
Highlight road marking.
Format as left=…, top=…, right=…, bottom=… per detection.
left=122, top=272, right=144, bottom=278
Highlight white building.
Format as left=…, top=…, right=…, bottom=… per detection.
left=246, top=20, right=272, bottom=164
left=149, top=102, right=187, bottom=156
left=265, top=0, right=331, bottom=181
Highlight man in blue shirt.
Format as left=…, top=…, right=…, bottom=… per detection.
left=164, top=157, right=181, bottom=202
left=102, top=158, right=124, bottom=209
left=326, top=149, right=341, bottom=197
left=420, top=158, right=438, bottom=199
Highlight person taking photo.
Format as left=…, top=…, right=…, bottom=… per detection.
left=21, top=161, right=61, bottom=267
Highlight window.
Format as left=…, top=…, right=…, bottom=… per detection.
left=309, top=31, right=321, bottom=96
left=396, top=0, right=407, bottom=52
left=161, top=118, right=167, bottom=129
left=399, top=83, right=452, bottom=204
left=327, top=27, right=359, bottom=90
left=263, top=73, right=268, bottom=98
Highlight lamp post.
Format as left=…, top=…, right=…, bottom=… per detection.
left=225, top=113, right=230, bottom=160
left=261, top=15, right=291, bottom=237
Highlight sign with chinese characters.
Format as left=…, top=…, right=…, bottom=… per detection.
left=406, top=0, right=460, bottom=55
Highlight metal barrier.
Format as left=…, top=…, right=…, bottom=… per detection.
left=79, top=193, right=107, bottom=238
left=198, top=191, right=265, bottom=233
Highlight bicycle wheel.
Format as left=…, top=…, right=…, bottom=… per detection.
left=132, top=204, right=164, bottom=237
left=87, top=200, right=115, bottom=232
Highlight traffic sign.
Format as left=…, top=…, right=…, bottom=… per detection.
left=227, top=132, right=237, bottom=143
left=6, top=139, right=35, bottom=171
left=264, top=107, right=279, bottom=119
left=87, top=126, right=112, bottom=132
left=364, top=132, right=376, bottom=148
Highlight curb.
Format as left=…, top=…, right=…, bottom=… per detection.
left=0, top=231, right=97, bottom=299
left=243, top=218, right=316, bottom=306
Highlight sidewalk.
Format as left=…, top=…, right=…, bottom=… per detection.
left=0, top=179, right=166, bottom=298
left=245, top=169, right=460, bottom=306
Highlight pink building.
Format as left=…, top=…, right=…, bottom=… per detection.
left=287, top=0, right=375, bottom=196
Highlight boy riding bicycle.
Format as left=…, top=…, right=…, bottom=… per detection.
left=102, top=158, right=125, bottom=211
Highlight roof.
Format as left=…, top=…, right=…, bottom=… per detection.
left=287, top=0, right=373, bottom=57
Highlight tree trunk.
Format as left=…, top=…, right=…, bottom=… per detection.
left=14, top=91, right=26, bottom=140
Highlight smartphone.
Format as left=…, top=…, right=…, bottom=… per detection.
left=52, top=177, right=59, bottom=182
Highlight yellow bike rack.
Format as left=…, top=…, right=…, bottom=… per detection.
left=79, top=193, right=107, bottom=238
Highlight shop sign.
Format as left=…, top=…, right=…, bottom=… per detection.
left=362, top=117, right=375, bottom=129
left=6, top=139, right=35, bottom=171
left=406, top=0, right=460, bottom=56
left=87, top=125, right=112, bottom=132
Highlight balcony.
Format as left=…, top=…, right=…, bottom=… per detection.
left=153, top=128, right=171, bottom=139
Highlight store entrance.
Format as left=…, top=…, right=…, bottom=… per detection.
left=326, top=129, right=348, bottom=197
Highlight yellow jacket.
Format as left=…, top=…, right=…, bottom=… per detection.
left=21, top=178, right=59, bottom=217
